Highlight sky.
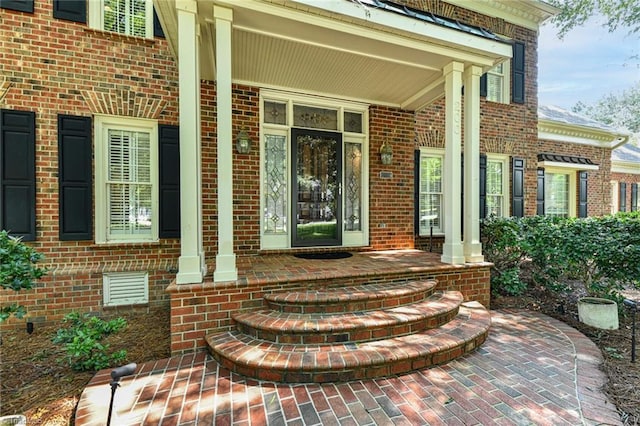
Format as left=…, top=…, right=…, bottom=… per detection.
left=538, top=17, right=639, bottom=110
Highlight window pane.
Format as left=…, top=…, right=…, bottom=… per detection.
left=344, top=112, right=363, bottom=133
left=293, top=105, right=338, bottom=130
left=486, top=160, right=503, bottom=217
left=107, top=129, right=152, bottom=238
left=545, top=173, right=569, bottom=218
left=264, top=101, right=287, bottom=125
left=419, top=155, right=442, bottom=234
left=104, top=0, right=147, bottom=37
left=263, top=134, right=287, bottom=233
left=487, top=73, right=503, bottom=102
left=345, top=143, right=362, bottom=231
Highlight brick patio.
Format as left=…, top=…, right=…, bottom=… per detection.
left=75, top=309, right=621, bottom=425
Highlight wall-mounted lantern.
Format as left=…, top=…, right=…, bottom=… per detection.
left=236, top=127, right=252, bottom=154
left=380, top=140, right=393, bottom=165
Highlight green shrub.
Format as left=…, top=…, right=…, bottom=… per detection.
left=482, top=213, right=640, bottom=300
left=53, top=312, right=128, bottom=371
left=0, top=230, right=47, bottom=322
left=491, top=267, right=527, bottom=296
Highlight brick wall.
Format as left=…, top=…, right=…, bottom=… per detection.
left=0, top=2, right=180, bottom=327
left=611, top=171, right=640, bottom=212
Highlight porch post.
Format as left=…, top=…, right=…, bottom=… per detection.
left=463, top=65, right=484, bottom=263
left=176, top=0, right=206, bottom=284
left=213, top=6, right=238, bottom=282
left=441, top=61, right=465, bottom=265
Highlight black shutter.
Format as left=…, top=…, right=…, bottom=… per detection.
left=159, top=125, right=180, bottom=238
left=512, top=42, right=525, bottom=104
left=480, top=74, right=487, bottom=98
left=619, top=182, right=627, bottom=212
left=578, top=171, right=588, bottom=218
left=153, top=8, right=165, bottom=38
left=53, top=0, right=86, bottom=23
left=58, top=115, right=92, bottom=240
left=0, top=0, right=33, bottom=13
left=511, top=157, right=525, bottom=217
left=479, top=154, right=487, bottom=219
left=632, top=183, right=638, bottom=212
left=414, top=150, right=420, bottom=236
left=0, top=109, right=36, bottom=241
left=536, top=168, right=545, bottom=215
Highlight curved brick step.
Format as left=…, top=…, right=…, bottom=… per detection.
left=264, top=280, right=437, bottom=314
left=207, top=302, right=490, bottom=383
left=233, top=291, right=463, bottom=345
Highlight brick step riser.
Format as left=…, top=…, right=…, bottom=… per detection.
left=210, top=331, right=489, bottom=383
left=234, top=307, right=460, bottom=344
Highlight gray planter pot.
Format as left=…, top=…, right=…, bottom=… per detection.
left=0, top=415, right=26, bottom=426
left=577, top=297, right=619, bottom=330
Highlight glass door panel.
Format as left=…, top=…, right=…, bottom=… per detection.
left=292, top=128, right=342, bottom=246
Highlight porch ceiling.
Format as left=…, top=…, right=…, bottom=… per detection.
left=154, top=0, right=513, bottom=110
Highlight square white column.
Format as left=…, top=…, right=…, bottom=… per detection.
left=441, top=62, right=465, bottom=265
left=176, top=0, right=206, bottom=284
left=213, top=6, right=238, bottom=282
left=463, top=65, right=484, bottom=263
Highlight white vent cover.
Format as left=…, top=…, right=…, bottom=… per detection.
left=103, top=272, right=149, bottom=306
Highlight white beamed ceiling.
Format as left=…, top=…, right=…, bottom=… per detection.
left=155, top=0, right=514, bottom=110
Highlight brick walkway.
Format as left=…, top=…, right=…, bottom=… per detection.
left=75, top=309, right=621, bottom=425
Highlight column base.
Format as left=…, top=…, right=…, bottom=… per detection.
left=214, top=253, right=238, bottom=282
left=441, top=243, right=466, bottom=265
left=176, top=254, right=205, bottom=284
left=464, top=242, right=484, bottom=263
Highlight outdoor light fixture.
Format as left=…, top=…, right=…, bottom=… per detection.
left=236, top=127, right=252, bottom=154
left=380, top=140, right=393, bottom=165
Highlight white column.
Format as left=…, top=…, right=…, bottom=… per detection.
left=441, top=62, right=465, bottom=265
left=213, top=6, right=238, bottom=282
left=463, top=65, right=485, bottom=263
left=176, top=0, right=206, bottom=284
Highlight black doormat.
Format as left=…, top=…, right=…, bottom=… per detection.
left=293, top=252, right=353, bottom=260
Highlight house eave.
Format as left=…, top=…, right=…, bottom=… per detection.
left=444, top=0, right=560, bottom=31
left=612, top=161, right=640, bottom=175
left=538, top=119, right=630, bottom=149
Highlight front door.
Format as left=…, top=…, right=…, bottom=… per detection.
left=291, top=128, right=342, bottom=247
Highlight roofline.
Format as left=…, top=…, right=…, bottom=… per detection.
left=443, top=0, right=559, bottom=31
left=538, top=118, right=630, bottom=149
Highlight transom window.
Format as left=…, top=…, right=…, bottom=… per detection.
left=90, top=0, right=153, bottom=38
left=95, top=116, right=158, bottom=243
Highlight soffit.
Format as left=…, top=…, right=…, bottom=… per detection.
left=155, top=0, right=513, bottom=110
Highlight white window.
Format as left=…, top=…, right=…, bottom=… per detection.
left=486, top=155, right=509, bottom=217
left=418, top=150, right=443, bottom=235
left=486, top=62, right=511, bottom=104
left=545, top=170, right=575, bottom=218
left=89, top=0, right=153, bottom=38
left=95, top=116, right=158, bottom=243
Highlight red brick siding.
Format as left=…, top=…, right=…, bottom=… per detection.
left=1, top=2, right=180, bottom=327
left=168, top=265, right=491, bottom=354
left=611, top=172, right=640, bottom=212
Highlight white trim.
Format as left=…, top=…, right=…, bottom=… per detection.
left=89, top=0, right=154, bottom=39
left=486, top=153, right=510, bottom=218
left=611, top=181, right=619, bottom=215
left=538, top=161, right=599, bottom=171
left=486, top=60, right=511, bottom=104
left=543, top=167, right=577, bottom=218
left=444, top=0, right=559, bottom=30
left=612, top=161, right=640, bottom=175
left=94, top=115, right=158, bottom=244
left=417, top=148, right=445, bottom=236
left=259, top=89, right=370, bottom=250
left=538, top=120, right=630, bottom=149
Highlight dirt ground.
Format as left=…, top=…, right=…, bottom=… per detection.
left=1, top=290, right=639, bottom=425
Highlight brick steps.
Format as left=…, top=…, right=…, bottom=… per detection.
left=233, top=291, right=463, bottom=344
left=206, top=278, right=490, bottom=383
left=264, top=280, right=437, bottom=314
left=207, top=302, right=490, bottom=383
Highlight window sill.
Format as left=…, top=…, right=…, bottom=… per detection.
left=90, top=240, right=163, bottom=250
left=84, top=28, right=157, bottom=46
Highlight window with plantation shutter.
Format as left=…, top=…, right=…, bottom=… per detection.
left=95, top=116, right=157, bottom=243
left=89, top=0, right=154, bottom=38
